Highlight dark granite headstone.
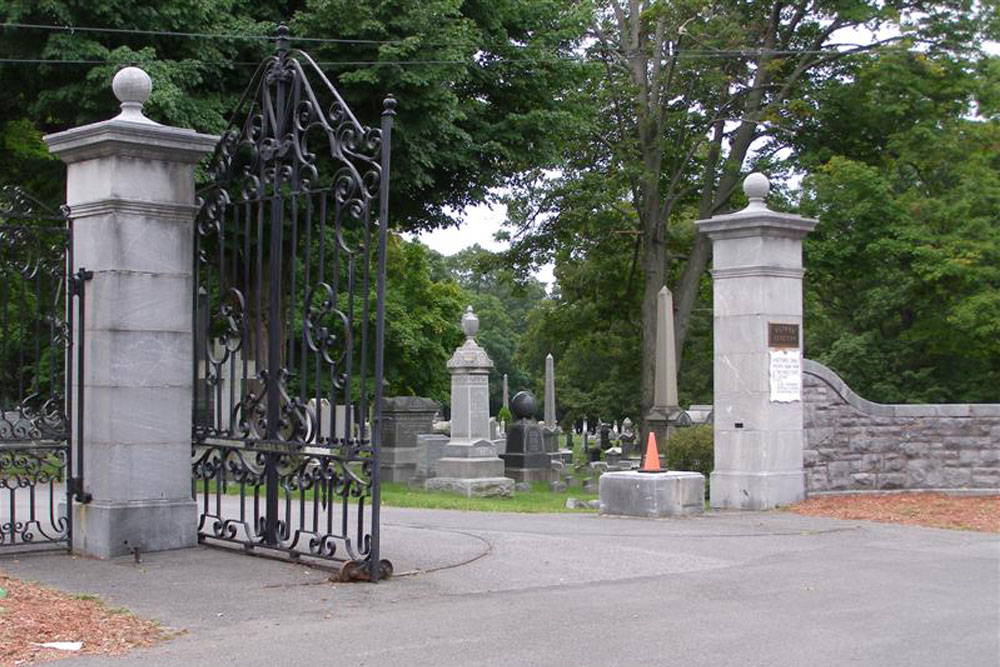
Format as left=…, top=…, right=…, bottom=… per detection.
left=379, top=396, right=440, bottom=482
left=501, top=391, right=550, bottom=470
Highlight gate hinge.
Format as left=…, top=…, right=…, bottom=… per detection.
left=68, top=477, right=92, bottom=503
left=69, top=268, right=94, bottom=296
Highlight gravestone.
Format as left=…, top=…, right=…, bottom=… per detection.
left=501, top=391, right=552, bottom=483
left=379, top=396, right=439, bottom=483
left=425, top=306, right=514, bottom=497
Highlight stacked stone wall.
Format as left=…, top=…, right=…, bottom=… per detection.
left=802, top=359, right=1000, bottom=492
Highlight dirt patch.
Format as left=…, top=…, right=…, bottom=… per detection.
left=0, top=570, right=168, bottom=666
left=788, top=493, right=1000, bottom=533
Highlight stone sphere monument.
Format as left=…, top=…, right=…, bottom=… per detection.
left=501, top=390, right=550, bottom=483
left=510, top=390, right=538, bottom=420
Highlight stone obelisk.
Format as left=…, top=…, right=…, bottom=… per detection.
left=502, top=374, right=510, bottom=411
left=544, top=353, right=557, bottom=428
left=645, top=286, right=684, bottom=453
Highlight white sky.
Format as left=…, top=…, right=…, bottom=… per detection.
left=414, top=202, right=557, bottom=290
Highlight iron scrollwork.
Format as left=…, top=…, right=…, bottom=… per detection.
left=0, top=186, right=77, bottom=551
left=192, top=25, right=394, bottom=579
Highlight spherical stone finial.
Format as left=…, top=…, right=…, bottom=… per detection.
left=460, top=305, right=480, bottom=338
left=112, top=67, right=155, bottom=124
left=113, top=67, right=151, bottom=105
left=511, top=391, right=538, bottom=420
left=743, top=172, right=770, bottom=206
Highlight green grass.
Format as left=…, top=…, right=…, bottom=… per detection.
left=378, top=481, right=599, bottom=513
left=195, top=479, right=600, bottom=513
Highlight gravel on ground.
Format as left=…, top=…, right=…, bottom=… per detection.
left=0, top=568, right=167, bottom=666
left=787, top=492, right=1000, bottom=532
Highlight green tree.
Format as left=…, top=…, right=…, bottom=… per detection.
left=500, top=0, right=996, bottom=424
left=799, top=51, right=1000, bottom=402
left=382, top=238, right=466, bottom=402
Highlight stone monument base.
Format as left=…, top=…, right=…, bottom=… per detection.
left=425, top=477, right=514, bottom=498
left=505, top=467, right=555, bottom=484
left=380, top=445, right=417, bottom=483
left=599, top=470, right=704, bottom=518
left=73, top=498, right=197, bottom=558
left=709, top=471, right=804, bottom=510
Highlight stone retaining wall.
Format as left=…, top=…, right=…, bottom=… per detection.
left=803, top=359, right=1000, bottom=492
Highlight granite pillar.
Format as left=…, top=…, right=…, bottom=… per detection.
left=45, top=67, right=217, bottom=557
left=695, top=173, right=817, bottom=510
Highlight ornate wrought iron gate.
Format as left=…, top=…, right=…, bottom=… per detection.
left=0, top=187, right=90, bottom=551
left=192, top=27, right=394, bottom=581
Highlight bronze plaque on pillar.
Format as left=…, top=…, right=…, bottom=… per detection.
left=768, top=323, right=800, bottom=348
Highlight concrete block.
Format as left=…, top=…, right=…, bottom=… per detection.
left=709, top=470, right=804, bottom=509
left=599, top=471, right=705, bottom=518
left=85, top=271, right=192, bottom=333
left=73, top=213, right=194, bottom=274
left=73, top=498, right=198, bottom=559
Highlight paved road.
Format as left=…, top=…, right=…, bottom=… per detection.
left=2, top=508, right=998, bottom=666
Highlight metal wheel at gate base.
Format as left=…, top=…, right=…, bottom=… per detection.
left=192, top=24, right=392, bottom=574
left=335, top=558, right=392, bottom=583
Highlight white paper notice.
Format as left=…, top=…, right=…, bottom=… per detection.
left=769, top=349, right=801, bottom=402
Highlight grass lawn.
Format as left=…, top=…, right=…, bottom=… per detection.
left=194, top=479, right=600, bottom=513
left=378, top=481, right=599, bottom=513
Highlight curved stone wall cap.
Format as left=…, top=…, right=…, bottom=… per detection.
left=803, top=358, right=1000, bottom=418
left=446, top=337, right=494, bottom=370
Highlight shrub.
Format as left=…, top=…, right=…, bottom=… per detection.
left=497, top=406, right=512, bottom=424
left=665, top=425, right=714, bottom=478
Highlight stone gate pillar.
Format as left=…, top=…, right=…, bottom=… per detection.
left=695, top=174, right=817, bottom=510
left=45, top=67, right=217, bottom=557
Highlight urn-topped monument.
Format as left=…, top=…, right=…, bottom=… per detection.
left=425, top=306, right=514, bottom=497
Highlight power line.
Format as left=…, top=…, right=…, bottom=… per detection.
left=0, top=20, right=903, bottom=59
left=1, top=21, right=405, bottom=45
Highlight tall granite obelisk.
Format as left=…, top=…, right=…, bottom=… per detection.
left=425, top=307, right=514, bottom=497
left=645, top=286, right=684, bottom=452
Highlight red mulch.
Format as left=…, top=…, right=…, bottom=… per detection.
left=0, top=570, right=167, bottom=666
left=787, top=493, right=1000, bottom=533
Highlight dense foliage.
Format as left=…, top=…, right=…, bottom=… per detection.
left=1, top=0, right=996, bottom=416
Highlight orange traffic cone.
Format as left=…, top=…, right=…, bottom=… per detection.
left=640, top=431, right=661, bottom=472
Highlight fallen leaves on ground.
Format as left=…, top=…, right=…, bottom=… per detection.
left=0, top=570, right=167, bottom=666
left=788, top=493, right=1000, bottom=532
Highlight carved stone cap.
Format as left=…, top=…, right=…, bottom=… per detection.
left=695, top=173, right=817, bottom=240
left=447, top=337, right=494, bottom=372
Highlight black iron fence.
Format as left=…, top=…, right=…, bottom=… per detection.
left=0, top=186, right=89, bottom=552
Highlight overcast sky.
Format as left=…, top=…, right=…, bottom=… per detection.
left=413, top=201, right=557, bottom=290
